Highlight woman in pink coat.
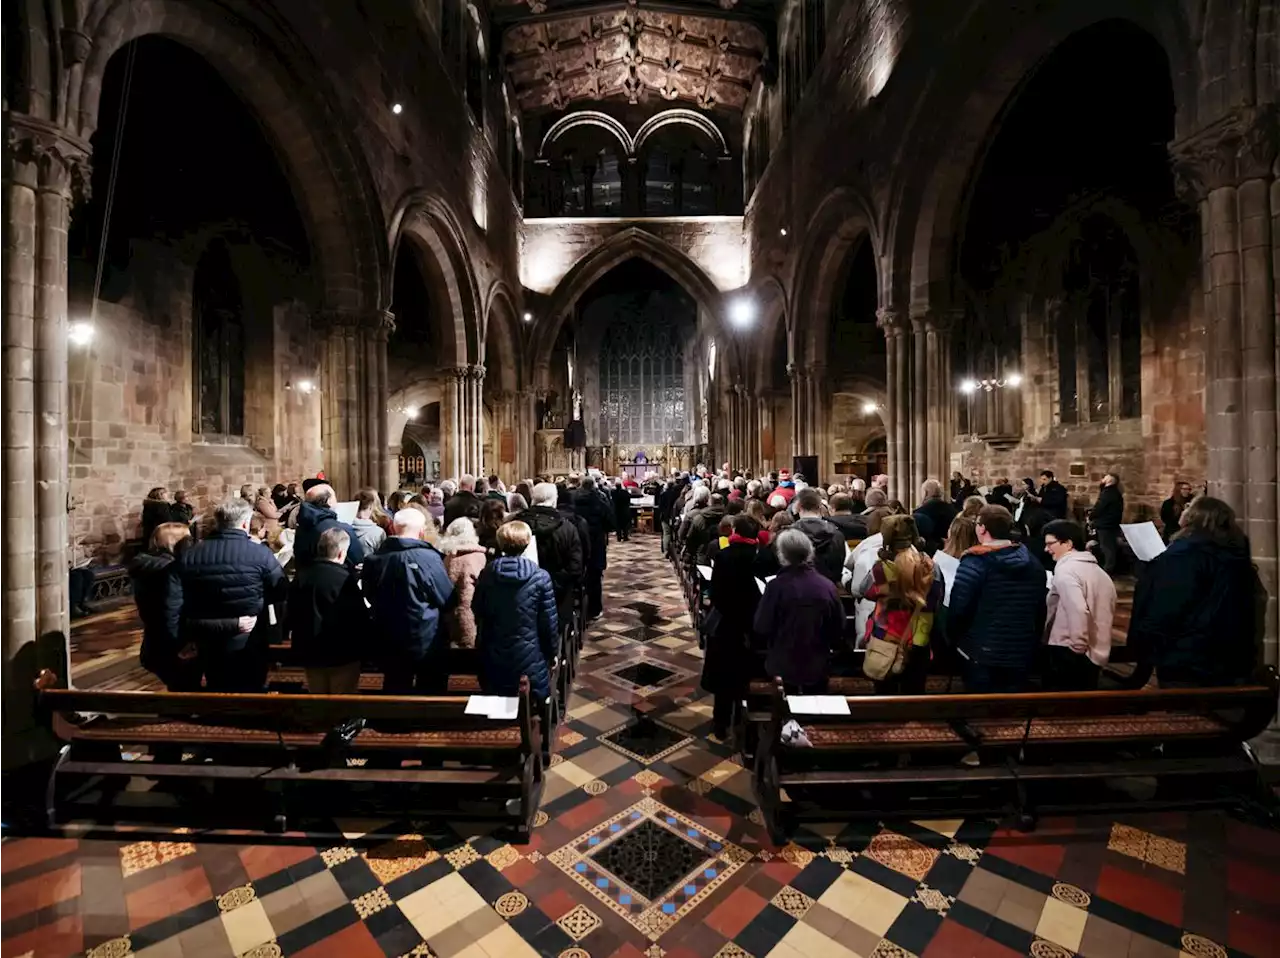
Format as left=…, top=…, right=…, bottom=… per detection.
left=440, top=517, right=488, bottom=648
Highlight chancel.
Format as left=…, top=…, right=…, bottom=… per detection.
left=5, top=2, right=1280, bottom=956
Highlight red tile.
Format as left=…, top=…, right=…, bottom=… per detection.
left=608, top=944, right=649, bottom=958
left=1096, top=863, right=1182, bottom=927
left=237, top=844, right=318, bottom=882
left=538, top=887, right=580, bottom=920
left=0, top=912, right=82, bottom=958
left=500, top=856, right=540, bottom=887
left=984, top=831, right=1066, bottom=877
left=705, top=885, right=767, bottom=939
left=1226, top=817, right=1280, bottom=864
left=291, top=920, right=384, bottom=958
left=923, top=918, right=1000, bottom=958
left=0, top=838, right=78, bottom=875
left=559, top=798, right=609, bottom=832
left=759, top=858, right=801, bottom=886
left=1228, top=906, right=1280, bottom=957
left=1227, top=857, right=1280, bottom=907
left=125, top=865, right=214, bottom=930
left=1, top=863, right=81, bottom=920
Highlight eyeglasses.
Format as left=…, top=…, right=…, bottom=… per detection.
left=1044, top=538, right=1062, bottom=549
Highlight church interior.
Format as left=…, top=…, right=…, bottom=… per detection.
left=4, top=0, right=1280, bottom=956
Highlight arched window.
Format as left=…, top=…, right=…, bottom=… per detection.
left=707, top=339, right=717, bottom=381
left=192, top=241, right=245, bottom=437
left=598, top=310, right=687, bottom=445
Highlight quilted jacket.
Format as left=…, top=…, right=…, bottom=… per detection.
left=293, top=501, right=365, bottom=569
left=361, top=537, right=456, bottom=659
left=948, top=541, right=1047, bottom=670
left=474, top=556, right=559, bottom=702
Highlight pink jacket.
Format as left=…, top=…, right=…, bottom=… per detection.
left=444, top=546, right=488, bottom=648
left=1045, top=550, right=1116, bottom=665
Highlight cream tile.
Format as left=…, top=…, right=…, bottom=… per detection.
left=817, top=871, right=908, bottom=936
left=220, top=900, right=274, bottom=955
left=432, top=871, right=488, bottom=913
left=476, top=922, right=541, bottom=958
left=566, top=700, right=606, bottom=722
left=777, top=919, right=862, bottom=958
left=408, top=903, right=458, bottom=942
left=397, top=885, right=437, bottom=922
left=1035, top=897, right=1088, bottom=952
left=549, top=760, right=598, bottom=789
left=912, top=819, right=964, bottom=839
left=765, top=942, right=809, bottom=958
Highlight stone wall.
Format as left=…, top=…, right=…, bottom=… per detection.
left=520, top=216, right=747, bottom=294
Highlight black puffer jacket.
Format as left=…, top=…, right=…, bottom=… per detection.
left=474, top=556, right=559, bottom=702
left=512, top=507, right=584, bottom=603
left=828, top=513, right=869, bottom=546
left=167, top=530, right=286, bottom=651
left=443, top=490, right=484, bottom=528
left=573, top=489, right=616, bottom=571
left=794, top=516, right=846, bottom=586
left=361, top=537, right=455, bottom=659
left=129, top=551, right=183, bottom=677
left=293, top=501, right=365, bottom=569
left=1091, top=484, right=1124, bottom=530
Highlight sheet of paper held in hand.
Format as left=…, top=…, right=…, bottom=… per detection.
left=785, top=696, right=852, bottom=716
left=1121, top=521, right=1167, bottom=562
left=932, top=550, right=960, bottom=605
left=697, top=565, right=713, bottom=581
left=334, top=501, right=359, bottom=524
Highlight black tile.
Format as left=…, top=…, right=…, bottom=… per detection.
left=790, top=857, right=845, bottom=900
left=978, top=852, right=1056, bottom=895
left=328, top=857, right=382, bottom=899
left=1087, top=894, right=1184, bottom=949
left=984, top=913, right=1036, bottom=954
left=611, top=662, right=678, bottom=689
left=383, top=857, right=455, bottom=900
left=363, top=903, right=409, bottom=940
left=278, top=903, right=359, bottom=955
left=588, top=820, right=707, bottom=900
left=849, top=854, right=920, bottom=898
left=507, top=905, right=555, bottom=941
left=528, top=921, right=575, bottom=957
left=734, top=903, right=797, bottom=958
left=122, top=899, right=221, bottom=952
left=886, top=900, right=945, bottom=955
left=923, top=852, right=976, bottom=898
left=375, top=919, right=424, bottom=958
left=459, top=859, right=514, bottom=903
left=286, top=855, right=329, bottom=885
left=948, top=899, right=996, bottom=936
left=954, top=818, right=999, bottom=849
left=600, top=717, right=690, bottom=760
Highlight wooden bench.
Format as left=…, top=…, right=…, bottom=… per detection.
left=90, top=565, right=133, bottom=601
left=34, top=670, right=545, bottom=838
left=752, top=670, right=1279, bottom=841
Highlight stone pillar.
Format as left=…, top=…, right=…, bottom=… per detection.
left=377, top=318, right=396, bottom=493
left=320, top=309, right=389, bottom=497
left=877, top=307, right=910, bottom=503
left=916, top=309, right=954, bottom=485
left=787, top=362, right=808, bottom=461
left=582, top=162, right=596, bottom=216
left=441, top=366, right=465, bottom=479
left=910, top=312, right=928, bottom=501
left=807, top=362, right=825, bottom=478
left=1172, top=106, right=1280, bottom=664
left=4, top=115, right=90, bottom=765
left=517, top=387, right=537, bottom=479
left=470, top=364, right=486, bottom=474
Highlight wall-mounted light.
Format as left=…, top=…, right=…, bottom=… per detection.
left=862, top=401, right=880, bottom=415
left=297, top=379, right=316, bottom=394
left=728, top=296, right=755, bottom=329
left=779, top=228, right=788, bottom=237
left=523, top=311, right=533, bottom=322
left=391, top=103, right=403, bottom=115
left=68, top=320, right=95, bottom=346
left=404, top=406, right=418, bottom=421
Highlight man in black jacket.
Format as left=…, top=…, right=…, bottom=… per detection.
left=611, top=477, right=634, bottom=541
left=287, top=528, right=368, bottom=693
left=1034, top=470, right=1069, bottom=520
left=914, top=479, right=958, bottom=555
left=294, top=483, right=366, bottom=569
left=511, top=483, right=585, bottom=620
left=443, top=474, right=484, bottom=528
left=574, top=477, right=616, bottom=618
left=168, top=497, right=286, bottom=691
left=793, top=488, right=846, bottom=586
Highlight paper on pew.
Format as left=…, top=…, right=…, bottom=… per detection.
left=1121, top=521, right=1167, bottom=562
left=697, top=564, right=713, bottom=581
left=931, top=550, right=960, bottom=606
left=464, top=695, right=520, bottom=720
left=786, top=695, right=851, bottom=715
left=334, top=501, right=359, bottom=524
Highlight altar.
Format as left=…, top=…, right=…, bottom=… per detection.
left=619, top=450, right=651, bottom=481
left=606, top=444, right=695, bottom=477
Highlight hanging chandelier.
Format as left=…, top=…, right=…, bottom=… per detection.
left=959, top=373, right=1023, bottom=394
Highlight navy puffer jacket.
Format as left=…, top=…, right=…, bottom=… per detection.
left=948, top=541, right=1047, bottom=670
left=294, top=501, right=365, bottom=569
left=167, top=529, right=286, bottom=650
left=473, top=556, right=559, bottom=702
left=361, top=537, right=455, bottom=659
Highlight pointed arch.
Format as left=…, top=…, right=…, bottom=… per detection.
left=750, top=274, right=791, bottom=392
left=482, top=279, right=521, bottom=393
left=387, top=190, right=482, bottom=367
left=71, top=0, right=386, bottom=314
left=531, top=227, right=738, bottom=383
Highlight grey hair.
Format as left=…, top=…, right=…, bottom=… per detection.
left=691, top=485, right=711, bottom=506
left=428, top=488, right=444, bottom=504
left=318, top=527, right=350, bottom=560
left=440, top=517, right=480, bottom=553
left=216, top=497, right=254, bottom=530
left=921, top=478, right=943, bottom=502
left=776, top=528, right=815, bottom=568
left=440, top=479, right=458, bottom=497
left=865, top=488, right=888, bottom=507
left=532, top=482, right=558, bottom=507
left=305, top=483, right=335, bottom=507
left=508, top=492, right=529, bottom=513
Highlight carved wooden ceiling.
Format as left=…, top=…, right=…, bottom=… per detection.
left=501, top=3, right=769, bottom=115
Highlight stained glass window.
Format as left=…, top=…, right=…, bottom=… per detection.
left=599, top=312, right=686, bottom=445
left=192, top=241, right=245, bottom=437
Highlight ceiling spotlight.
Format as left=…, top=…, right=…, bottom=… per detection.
left=779, top=228, right=788, bottom=237
left=728, top=297, right=755, bottom=329
left=1006, top=372, right=1024, bottom=387
left=523, top=311, right=533, bottom=322
left=959, top=379, right=977, bottom=395
left=68, top=320, right=95, bottom=346
left=297, top=379, right=315, bottom=394
left=391, top=103, right=403, bottom=115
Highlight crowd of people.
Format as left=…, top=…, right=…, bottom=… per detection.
left=658, top=467, right=1263, bottom=742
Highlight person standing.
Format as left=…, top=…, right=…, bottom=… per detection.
left=1090, top=472, right=1124, bottom=574
left=294, top=483, right=366, bottom=569
left=440, top=517, right=489, bottom=648
left=287, top=528, right=368, bottom=694
left=753, top=530, right=845, bottom=692
left=612, top=477, right=633, bottom=542
left=1035, top=470, right=1069, bottom=520
left=575, top=476, right=615, bottom=619
left=1160, top=481, right=1193, bottom=543
left=130, top=522, right=200, bottom=690
left=793, top=487, right=846, bottom=586
left=705, top=516, right=765, bottom=740
left=141, top=487, right=173, bottom=545
left=1041, top=520, right=1116, bottom=690
left=914, top=479, right=958, bottom=556
left=351, top=488, right=388, bottom=555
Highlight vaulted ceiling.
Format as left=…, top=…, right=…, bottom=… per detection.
left=498, top=1, right=771, bottom=115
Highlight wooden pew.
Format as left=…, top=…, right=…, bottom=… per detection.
left=752, top=669, right=1279, bottom=841
left=34, top=670, right=545, bottom=838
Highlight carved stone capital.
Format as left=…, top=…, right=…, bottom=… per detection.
left=5, top=113, right=92, bottom=203
left=874, top=306, right=905, bottom=332
left=320, top=308, right=392, bottom=332
left=468, top=363, right=487, bottom=381
left=1170, top=106, right=1279, bottom=199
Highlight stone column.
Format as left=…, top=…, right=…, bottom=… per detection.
left=320, top=309, right=388, bottom=497
left=877, top=307, right=909, bottom=503
left=909, top=311, right=928, bottom=501
left=441, top=366, right=465, bottom=479
left=787, top=362, right=803, bottom=461
left=517, top=387, right=537, bottom=479
left=470, top=364, right=486, bottom=474
left=582, top=162, right=596, bottom=216
left=807, top=362, right=826, bottom=479
left=1172, top=106, right=1279, bottom=664
left=4, top=115, right=90, bottom=765
left=377, top=317, right=396, bottom=493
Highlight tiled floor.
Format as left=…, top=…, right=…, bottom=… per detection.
left=5, top=535, right=1279, bottom=957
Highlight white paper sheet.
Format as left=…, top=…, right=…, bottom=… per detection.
left=334, top=501, right=359, bottom=524
left=267, top=604, right=277, bottom=626
left=697, top=564, right=713, bottom=581
left=523, top=534, right=539, bottom=566
left=786, top=695, right=851, bottom=715
left=630, top=495, right=655, bottom=508
left=1121, top=521, right=1167, bottom=562
left=1046, top=569, right=1054, bottom=590
left=755, top=578, right=767, bottom=595
left=932, top=550, right=960, bottom=605
left=464, top=695, right=520, bottom=720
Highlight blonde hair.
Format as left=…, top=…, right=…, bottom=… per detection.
left=943, top=514, right=979, bottom=558
left=497, top=520, right=532, bottom=556
left=149, top=522, right=192, bottom=555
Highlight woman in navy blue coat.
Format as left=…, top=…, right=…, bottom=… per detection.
left=473, top=520, right=559, bottom=702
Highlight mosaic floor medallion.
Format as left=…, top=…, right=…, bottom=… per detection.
left=548, top=796, right=748, bottom=940
left=598, top=659, right=695, bottom=696
left=598, top=716, right=694, bottom=764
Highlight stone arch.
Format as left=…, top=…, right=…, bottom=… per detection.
left=538, top=110, right=634, bottom=158
left=789, top=187, right=880, bottom=368
left=885, top=1, right=1197, bottom=312
left=634, top=109, right=730, bottom=157
left=71, top=0, right=386, bottom=314
left=482, top=280, right=522, bottom=393
left=531, top=227, right=737, bottom=383
left=750, top=274, right=790, bottom=392
left=387, top=191, right=482, bottom=367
